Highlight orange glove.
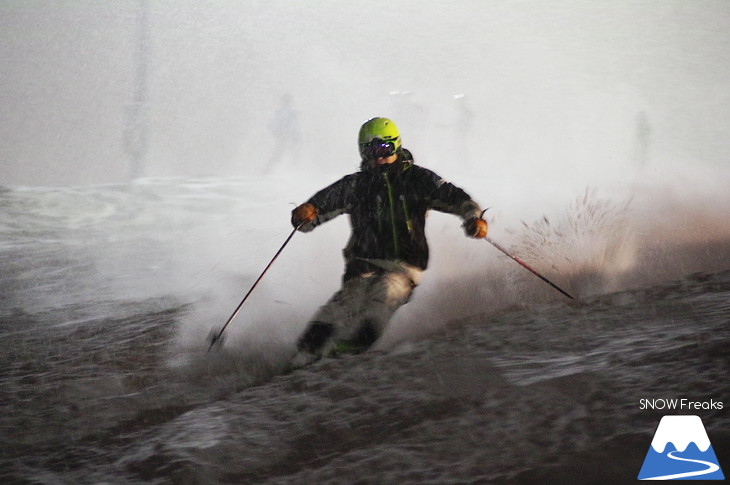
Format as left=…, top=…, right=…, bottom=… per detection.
left=463, top=217, right=488, bottom=239
left=291, top=203, right=318, bottom=229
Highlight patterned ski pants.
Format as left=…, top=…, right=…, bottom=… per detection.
left=296, top=261, right=422, bottom=358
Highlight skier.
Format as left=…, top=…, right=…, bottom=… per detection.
left=290, top=117, right=487, bottom=367
left=266, top=93, right=300, bottom=173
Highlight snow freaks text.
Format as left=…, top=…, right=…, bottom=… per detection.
left=639, top=398, right=724, bottom=411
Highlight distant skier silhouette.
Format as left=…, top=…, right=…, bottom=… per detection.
left=266, top=94, right=301, bottom=173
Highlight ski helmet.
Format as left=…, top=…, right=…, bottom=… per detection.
left=358, top=117, right=401, bottom=159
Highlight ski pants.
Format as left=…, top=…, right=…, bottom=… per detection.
left=297, top=260, right=422, bottom=357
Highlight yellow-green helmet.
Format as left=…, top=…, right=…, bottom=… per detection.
left=358, top=117, right=401, bottom=159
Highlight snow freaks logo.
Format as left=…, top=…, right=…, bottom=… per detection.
left=638, top=415, right=725, bottom=480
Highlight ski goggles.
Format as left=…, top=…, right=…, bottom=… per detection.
left=359, top=138, right=397, bottom=160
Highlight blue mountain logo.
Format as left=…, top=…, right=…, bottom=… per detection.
left=638, top=415, right=725, bottom=480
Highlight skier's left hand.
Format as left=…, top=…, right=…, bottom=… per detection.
left=464, top=217, right=488, bottom=239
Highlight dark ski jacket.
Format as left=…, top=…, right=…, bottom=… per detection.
left=302, top=149, right=483, bottom=279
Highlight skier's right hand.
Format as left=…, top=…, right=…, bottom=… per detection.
left=291, top=203, right=318, bottom=230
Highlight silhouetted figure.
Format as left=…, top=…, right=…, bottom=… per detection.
left=634, top=111, right=651, bottom=167
left=266, top=94, right=300, bottom=172
left=453, top=94, right=475, bottom=167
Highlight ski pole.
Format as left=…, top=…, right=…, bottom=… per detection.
left=486, top=237, right=574, bottom=300
left=207, top=225, right=301, bottom=351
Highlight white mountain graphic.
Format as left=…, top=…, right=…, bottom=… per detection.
left=639, top=415, right=724, bottom=480
left=650, top=415, right=711, bottom=453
